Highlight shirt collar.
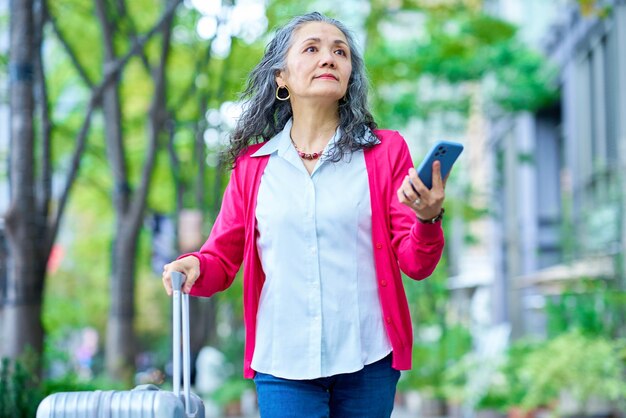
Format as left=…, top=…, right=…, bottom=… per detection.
left=251, top=119, right=293, bottom=158
left=249, top=118, right=381, bottom=158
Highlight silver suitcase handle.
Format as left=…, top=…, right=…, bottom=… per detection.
left=171, top=271, right=196, bottom=417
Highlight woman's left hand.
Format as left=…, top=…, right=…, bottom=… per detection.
left=397, top=161, right=446, bottom=220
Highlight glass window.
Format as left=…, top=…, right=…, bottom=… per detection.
left=591, top=40, right=607, bottom=169
left=574, top=53, right=592, bottom=196
left=604, top=31, right=618, bottom=165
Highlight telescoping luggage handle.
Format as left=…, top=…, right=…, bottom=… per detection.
left=171, top=271, right=197, bottom=418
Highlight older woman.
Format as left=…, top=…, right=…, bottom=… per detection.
left=162, top=12, right=446, bottom=418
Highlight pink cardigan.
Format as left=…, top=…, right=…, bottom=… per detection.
left=184, top=129, right=444, bottom=378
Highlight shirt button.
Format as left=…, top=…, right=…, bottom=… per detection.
left=386, top=317, right=392, bottom=324
left=375, top=243, right=383, bottom=249
left=380, top=280, right=387, bottom=287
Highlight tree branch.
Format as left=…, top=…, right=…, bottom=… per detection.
left=34, top=0, right=52, bottom=223
left=114, top=0, right=127, bottom=19
left=118, top=0, right=153, bottom=73
left=95, top=0, right=129, bottom=213
left=47, top=96, right=97, bottom=253
left=100, top=0, right=182, bottom=95
left=128, top=0, right=177, bottom=227
left=94, top=0, right=116, bottom=60
left=47, top=0, right=183, bottom=250
left=48, top=3, right=94, bottom=88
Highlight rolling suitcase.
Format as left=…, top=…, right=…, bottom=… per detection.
left=37, top=271, right=205, bottom=417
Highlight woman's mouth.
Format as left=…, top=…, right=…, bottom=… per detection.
left=316, top=74, right=338, bottom=80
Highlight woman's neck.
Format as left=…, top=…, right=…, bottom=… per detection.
left=289, top=101, right=340, bottom=152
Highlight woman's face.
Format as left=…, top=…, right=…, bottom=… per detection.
left=276, top=22, right=352, bottom=104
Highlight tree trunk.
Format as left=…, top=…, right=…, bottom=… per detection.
left=105, top=227, right=138, bottom=381
left=95, top=0, right=135, bottom=379
left=0, top=228, right=7, bottom=329
left=2, top=0, right=45, bottom=362
left=99, top=0, right=178, bottom=380
left=101, top=80, right=137, bottom=378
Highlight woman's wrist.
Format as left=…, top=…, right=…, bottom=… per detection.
left=416, top=208, right=445, bottom=224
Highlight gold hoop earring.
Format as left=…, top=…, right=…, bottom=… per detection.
left=276, top=85, right=290, bottom=101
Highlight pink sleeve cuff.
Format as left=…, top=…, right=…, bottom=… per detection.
left=410, top=220, right=444, bottom=242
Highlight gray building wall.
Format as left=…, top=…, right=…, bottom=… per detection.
left=1, top=1, right=8, bottom=214
left=0, top=0, right=9, bottom=331
left=489, top=0, right=626, bottom=338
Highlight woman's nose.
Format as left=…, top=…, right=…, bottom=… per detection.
left=319, top=50, right=336, bottom=67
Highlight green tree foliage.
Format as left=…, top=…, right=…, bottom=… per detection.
left=516, top=331, right=626, bottom=412
left=38, top=0, right=268, bottom=381
left=364, top=0, right=557, bottom=127
left=545, top=279, right=626, bottom=338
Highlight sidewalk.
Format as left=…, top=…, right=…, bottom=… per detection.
left=220, top=405, right=432, bottom=418
left=392, top=405, right=424, bottom=418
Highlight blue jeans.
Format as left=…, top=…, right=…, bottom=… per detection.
left=253, top=354, right=400, bottom=418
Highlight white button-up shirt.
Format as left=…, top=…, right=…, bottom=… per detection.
left=250, top=119, right=392, bottom=380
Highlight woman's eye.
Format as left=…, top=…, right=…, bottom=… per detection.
left=335, top=49, right=346, bottom=56
left=305, top=46, right=317, bottom=52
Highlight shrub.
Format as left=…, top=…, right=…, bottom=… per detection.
left=0, top=357, right=43, bottom=418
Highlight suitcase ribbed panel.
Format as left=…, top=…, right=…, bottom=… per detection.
left=37, top=272, right=204, bottom=418
left=36, top=390, right=188, bottom=418
left=38, top=391, right=104, bottom=417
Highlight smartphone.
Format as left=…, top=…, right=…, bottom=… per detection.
left=416, top=140, right=464, bottom=189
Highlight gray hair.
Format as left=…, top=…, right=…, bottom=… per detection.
left=226, top=12, right=378, bottom=167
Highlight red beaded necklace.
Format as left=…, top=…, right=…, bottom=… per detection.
left=291, top=138, right=325, bottom=160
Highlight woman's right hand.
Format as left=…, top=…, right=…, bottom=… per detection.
left=162, top=256, right=200, bottom=296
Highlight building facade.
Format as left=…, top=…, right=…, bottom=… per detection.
left=488, top=0, right=626, bottom=338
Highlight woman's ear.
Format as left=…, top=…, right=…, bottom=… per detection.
left=275, top=70, right=285, bottom=87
